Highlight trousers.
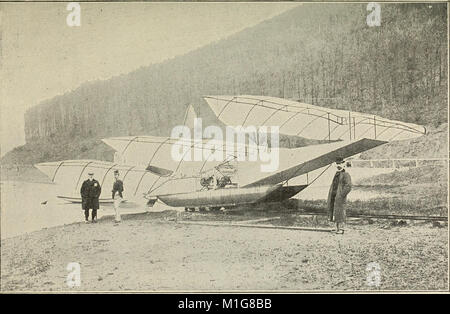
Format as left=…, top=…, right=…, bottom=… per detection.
left=113, top=195, right=122, bottom=222
left=84, top=208, right=97, bottom=221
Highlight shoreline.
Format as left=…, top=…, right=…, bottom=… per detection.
left=1, top=210, right=150, bottom=241
left=1, top=210, right=448, bottom=292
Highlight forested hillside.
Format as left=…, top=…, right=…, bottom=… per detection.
left=3, top=3, right=447, bottom=164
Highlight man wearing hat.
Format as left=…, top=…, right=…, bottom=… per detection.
left=111, top=170, right=124, bottom=223
left=327, top=158, right=352, bottom=234
left=80, top=172, right=102, bottom=223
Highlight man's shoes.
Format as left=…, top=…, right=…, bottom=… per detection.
left=92, top=219, right=97, bottom=223
left=84, top=220, right=90, bottom=224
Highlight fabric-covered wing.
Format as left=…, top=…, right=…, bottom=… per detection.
left=241, top=138, right=386, bottom=187
left=102, top=135, right=263, bottom=175
left=204, top=95, right=426, bottom=141
left=34, top=160, right=161, bottom=198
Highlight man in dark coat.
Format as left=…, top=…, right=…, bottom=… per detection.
left=80, top=172, right=102, bottom=223
left=327, top=158, right=352, bottom=234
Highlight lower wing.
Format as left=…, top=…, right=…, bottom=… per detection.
left=243, top=138, right=386, bottom=187
left=34, top=160, right=161, bottom=198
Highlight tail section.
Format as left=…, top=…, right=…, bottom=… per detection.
left=182, top=104, right=197, bottom=130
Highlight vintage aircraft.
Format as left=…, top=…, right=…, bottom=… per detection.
left=35, top=95, right=426, bottom=210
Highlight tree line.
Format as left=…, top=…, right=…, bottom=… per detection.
left=24, top=3, right=447, bottom=148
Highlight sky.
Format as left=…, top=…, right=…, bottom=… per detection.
left=0, top=2, right=300, bottom=156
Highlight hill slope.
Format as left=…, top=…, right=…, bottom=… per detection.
left=2, top=3, right=447, bottom=164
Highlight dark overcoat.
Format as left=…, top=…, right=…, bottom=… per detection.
left=327, top=170, right=352, bottom=223
left=80, top=179, right=102, bottom=210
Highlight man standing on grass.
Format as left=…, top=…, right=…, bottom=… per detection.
left=112, top=170, right=124, bottom=224
left=80, top=172, right=102, bottom=223
left=327, top=158, right=352, bottom=234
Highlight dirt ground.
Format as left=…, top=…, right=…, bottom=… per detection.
left=1, top=210, right=448, bottom=292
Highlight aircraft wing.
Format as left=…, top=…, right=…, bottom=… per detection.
left=241, top=138, right=386, bottom=187
left=34, top=160, right=162, bottom=198
left=102, top=135, right=265, bottom=176
left=204, top=95, right=426, bottom=141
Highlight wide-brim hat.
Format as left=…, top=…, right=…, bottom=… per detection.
left=335, top=157, right=345, bottom=164
left=88, top=172, right=94, bottom=175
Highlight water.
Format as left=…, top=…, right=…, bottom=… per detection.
left=0, top=181, right=145, bottom=239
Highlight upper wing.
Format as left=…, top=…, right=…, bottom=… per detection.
left=204, top=95, right=426, bottom=142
